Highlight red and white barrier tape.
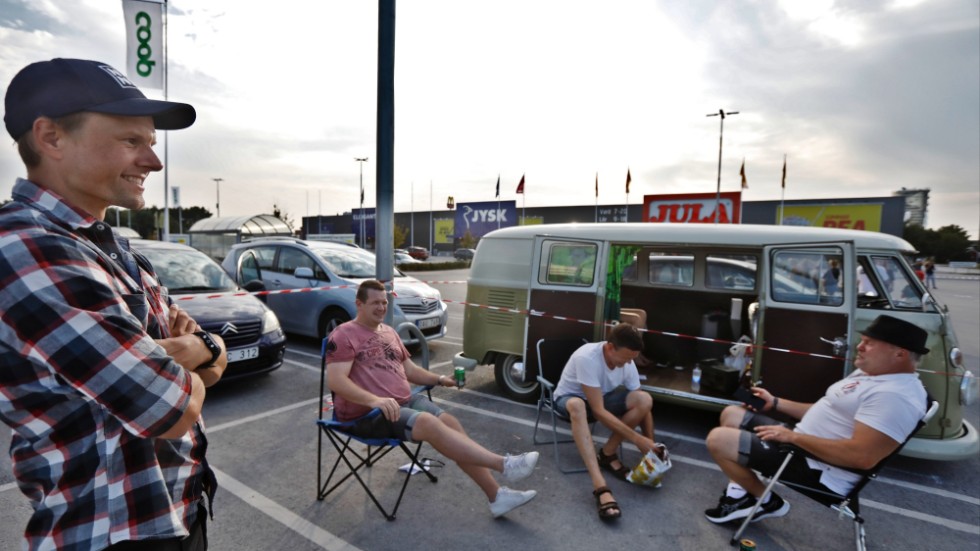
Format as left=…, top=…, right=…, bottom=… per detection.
left=170, top=280, right=969, bottom=376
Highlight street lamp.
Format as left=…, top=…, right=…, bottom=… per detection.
left=706, top=109, right=739, bottom=224
left=355, top=157, right=368, bottom=248
left=212, top=177, right=223, bottom=217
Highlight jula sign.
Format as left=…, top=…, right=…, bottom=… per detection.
left=643, top=192, right=742, bottom=224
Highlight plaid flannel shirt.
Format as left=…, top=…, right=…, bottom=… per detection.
left=0, top=179, right=211, bottom=551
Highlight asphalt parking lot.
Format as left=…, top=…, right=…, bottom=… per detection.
left=1, top=270, right=978, bottom=550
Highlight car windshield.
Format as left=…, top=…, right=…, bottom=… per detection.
left=315, top=247, right=406, bottom=278
left=139, top=247, right=238, bottom=293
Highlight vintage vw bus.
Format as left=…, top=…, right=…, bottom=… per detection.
left=452, top=223, right=977, bottom=460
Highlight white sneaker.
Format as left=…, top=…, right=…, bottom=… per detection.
left=489, top=486, right=537, bottom=518
left=502, top=451, right=539, bottom=482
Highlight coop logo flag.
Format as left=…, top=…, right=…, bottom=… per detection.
left=171, top=185, right=180, bottom=207
left=123, top=0, right=165, bottom=90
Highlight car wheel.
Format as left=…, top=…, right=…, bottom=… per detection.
left=319, top=307, right=351, bottom=340
left=494, top=353, right=538, bottom=403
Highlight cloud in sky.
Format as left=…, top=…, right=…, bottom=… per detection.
left=0, top=0, right=977, bottom=237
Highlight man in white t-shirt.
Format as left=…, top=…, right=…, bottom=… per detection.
left=703, top=314, right=928, bottom=524
left=553, top=323, right=660, bottom=521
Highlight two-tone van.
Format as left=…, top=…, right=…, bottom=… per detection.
left=452, top=223, right=978, bottom=460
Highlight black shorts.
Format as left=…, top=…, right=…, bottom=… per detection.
left=345, top=393, right=444, bottom=442
left=737, top=411, right=831, bottom=493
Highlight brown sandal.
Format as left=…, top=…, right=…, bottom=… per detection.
left=593, top=486, right=622, bottom=520
left=597, top=448, right=630, bottom=481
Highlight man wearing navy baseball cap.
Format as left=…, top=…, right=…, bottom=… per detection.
left=703, top=314, right=928, bottom=525
left=1, top=59, right=222, bottom=550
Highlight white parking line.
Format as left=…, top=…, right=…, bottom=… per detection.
left=212, top=466, right=362, bottom=551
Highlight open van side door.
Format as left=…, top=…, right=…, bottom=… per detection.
left=757, top=242, right=856, bottom=405
left=525, top=236, right=608, bottom=385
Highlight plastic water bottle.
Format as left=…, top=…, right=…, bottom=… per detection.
left=692, top=364, right=702, bottom=393
left=322, top=394, right=334, bottom=413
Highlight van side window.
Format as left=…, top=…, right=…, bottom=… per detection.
left=648, top=252, right=693, bottom=287
left=864, top=255, right=923, bottom=310
left=543, top=242, right=597, bottom=286
left=771, top=250, right=844, bottom=306
left=706, top=254, right=758, bottom=291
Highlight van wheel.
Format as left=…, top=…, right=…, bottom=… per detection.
left=494, top=354, right=538, bottom=403
left=319, top=308, right=351, bottom=340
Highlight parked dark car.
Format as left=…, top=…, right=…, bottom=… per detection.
left=454, top=248, right=476, bottom=261
left=407, top=246, right=430, bottom=260
left=131, top=239, right=287, bottom=382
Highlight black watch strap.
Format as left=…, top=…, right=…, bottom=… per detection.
left=193, top=331, right=221, bottom=368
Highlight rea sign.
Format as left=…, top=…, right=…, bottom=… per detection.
left=643, top=192, right=742, bottom=224
left=779, top=204, right=882, bottom=232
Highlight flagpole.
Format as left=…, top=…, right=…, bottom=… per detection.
left=779, top=154, right=786, bottom=225
left=162, top=0, right=170, bottom=242
left=496, top=174, right=501, bottom=229
left=594, top=172, right=598, bottom=223
left=428, top=180, right=433, bottom=253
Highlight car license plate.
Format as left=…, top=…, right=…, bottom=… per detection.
left=416, top=317, right=440, bottom=330
left=227, top=346, right=259, bottom=363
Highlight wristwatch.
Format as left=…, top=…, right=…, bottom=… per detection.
left=193, top=331, right=222, bottom=368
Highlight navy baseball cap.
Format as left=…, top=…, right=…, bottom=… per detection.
left=4, top=58, right=196, bottom=140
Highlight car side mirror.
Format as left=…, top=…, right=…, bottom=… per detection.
left=294, top=267, right=315, bottom=278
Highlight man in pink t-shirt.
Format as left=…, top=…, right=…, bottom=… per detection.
left=326, top=279, right=539, bottom=518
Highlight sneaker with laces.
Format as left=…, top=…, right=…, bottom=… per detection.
left=751, top=492, right=790, bottom=522
left=489, top=487, right=537, bottom=518
left=704, top=492, right=757, bottom=524
left=502, top=451, right=539, bottom=482
left=704, top=491, right=791, bottom=524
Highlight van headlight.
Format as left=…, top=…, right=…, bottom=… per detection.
left=261, top=309, right=281, bottom=334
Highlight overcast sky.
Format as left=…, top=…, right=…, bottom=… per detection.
left=1, top=0, right=977, bottom=238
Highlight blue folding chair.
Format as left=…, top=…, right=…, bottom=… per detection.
left=315, top=335, right=438, bottom=521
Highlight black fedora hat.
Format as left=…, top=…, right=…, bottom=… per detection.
left=860, top=315, right=929, bottom=355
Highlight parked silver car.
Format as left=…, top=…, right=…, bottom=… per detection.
left=221, top=237, right=448, bottom=343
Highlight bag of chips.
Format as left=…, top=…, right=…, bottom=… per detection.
left=627, top=443, right=671, bottom=487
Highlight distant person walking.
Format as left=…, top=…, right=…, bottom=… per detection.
left=924, top=258, right=937, bottom=289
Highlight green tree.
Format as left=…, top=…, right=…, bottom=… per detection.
left=903, top=223, right=972, bottom=263
left=460, top=230, right=477, bottom=249
left=272, top=203, right=295, bottom=232
left=392, top=225, right=409, bottom=248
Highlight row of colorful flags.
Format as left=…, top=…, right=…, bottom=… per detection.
left=491, top=157, right=787, bottom=198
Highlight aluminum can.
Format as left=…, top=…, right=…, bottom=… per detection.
left=454, top=366, right=466, bottom=388
left=738, top=539, right=756, bottom=551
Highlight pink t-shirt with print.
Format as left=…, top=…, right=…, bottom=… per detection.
left=325, top=321, right=412, bottom=421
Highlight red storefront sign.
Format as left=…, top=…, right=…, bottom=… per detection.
left=642, top=191, right=742, bottom=224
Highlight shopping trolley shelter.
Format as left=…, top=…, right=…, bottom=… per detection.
left=1, top=268, right=977, bottom=550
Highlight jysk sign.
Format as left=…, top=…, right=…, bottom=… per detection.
left=643, top=192, right=742, bottom=224
left=454, top=200, right=517, bottom=239
left=122, top=0, right=164, bottom=90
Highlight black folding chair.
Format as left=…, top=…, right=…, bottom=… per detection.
left=532, top=337, right=599, bottom=473
left=315, top=336, right=438, bottom=521
left=730, top=395, right=939, bottom=550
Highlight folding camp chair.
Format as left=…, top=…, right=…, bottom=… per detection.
left=531, top=337, right=597, bottom=473
left=730, top=395, right=939, bottom=550
left=315, top=336, right=438, bottom=521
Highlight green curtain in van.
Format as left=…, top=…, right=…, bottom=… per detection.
left=604, top=245, right=640, bottom=320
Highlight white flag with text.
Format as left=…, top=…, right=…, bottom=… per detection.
left=122, top=0, right=164, bottom=90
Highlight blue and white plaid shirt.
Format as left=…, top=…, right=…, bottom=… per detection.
left=0, top=179, right=212, bottom=551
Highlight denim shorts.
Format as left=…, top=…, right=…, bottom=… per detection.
left=554, top=387, right=630, bottom=418
left=347, top=393, right=444, bottom=442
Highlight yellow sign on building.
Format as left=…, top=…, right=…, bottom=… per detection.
left=434, top=219, right=454, bottom=244
left=779, top=204, right=882, bottom=232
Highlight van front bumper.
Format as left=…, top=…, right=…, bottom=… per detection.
left=901, top=419, right=980, bottom=461
left=453, top=352, right=479, bottom=371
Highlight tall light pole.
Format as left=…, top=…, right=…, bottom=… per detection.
left=706, top=109, right=738, bottom=224
left=355, top=157, right=368, bottom=247
left=212, top=178, right=223, bottom=217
